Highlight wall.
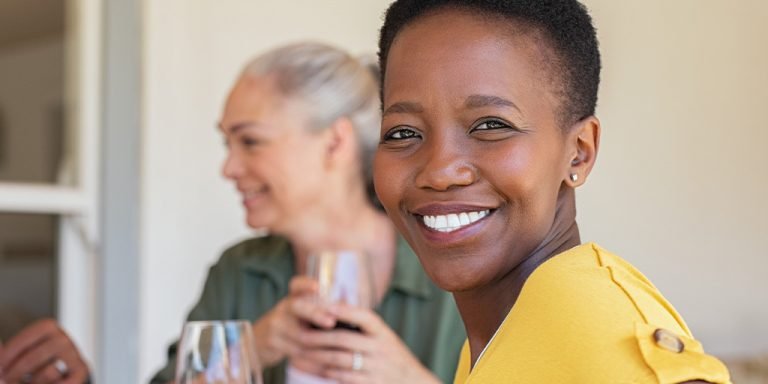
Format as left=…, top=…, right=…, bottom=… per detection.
left=579, top=0, right=768, bottom=357
left=140, top=0, right=768, bottom=380
left=141, top=0, right=393, bottom=380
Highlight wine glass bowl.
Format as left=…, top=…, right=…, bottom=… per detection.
left=175, top=320, right=263, bottom=384
left=307, top=250, right=376, bottom=310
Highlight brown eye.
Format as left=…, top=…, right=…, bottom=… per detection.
left=240, top=137, right=262, bottom=147
left=472, top=119, right=510, bottom=131
left=383, top=127, right=420, bottom=141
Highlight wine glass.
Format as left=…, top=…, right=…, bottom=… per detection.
left=175, top=320, right=263, bottom=384
left=307, top=250, right=376, bottom=313
left=285, top=250, right=375, bottom=384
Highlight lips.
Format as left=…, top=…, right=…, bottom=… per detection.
left=240, top=185, right=269, bottom=207
left=412, top=204, right=496, bottom=234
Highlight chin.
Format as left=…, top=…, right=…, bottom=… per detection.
left=245, top=216, right=272, bottom=231
left=418, top=255, right=489, bottom=293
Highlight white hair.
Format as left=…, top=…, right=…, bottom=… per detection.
left=242, top=42, right=381, bottom=193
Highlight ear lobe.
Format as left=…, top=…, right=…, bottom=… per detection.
left=565, top=116, right=601, bottom=187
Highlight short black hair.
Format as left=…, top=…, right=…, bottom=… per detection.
left=378, top=0, right=601, bottom=126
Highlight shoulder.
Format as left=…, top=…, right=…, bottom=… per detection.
left=524, top=243, right=689, bottom=333
left=215, top=234, right=292, bottom=269
left=497, top=243, right=731, bottom=383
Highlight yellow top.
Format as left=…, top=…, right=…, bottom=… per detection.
left=453, top=243, right=731, bottom=384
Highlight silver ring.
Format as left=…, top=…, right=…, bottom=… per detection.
left=351, top=351, right=364, bottom=371
left=54, top=358, right=70, bottom=376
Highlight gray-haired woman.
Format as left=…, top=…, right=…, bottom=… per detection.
left=150, top=42, right=464, bottom=384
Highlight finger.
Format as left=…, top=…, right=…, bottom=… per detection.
left=270, top=325, right=303, bottom=357
left=299, top=329, right=372, bottom=354
left=0, top=319, right=60, bottom=367
left=299, top=349, right=362, bottom=371
left=54, top=352, right=90, bottom=384
left=2, top=335, right=68, bottom=383
left=288, top=276, right=318, bottom=296
left=60, top=369, right=89, bottom=384
left=323, top=368, right=368, bottom=384
left=327, top=305, right=387, bottom=336
left=29, top=362, right=62, bottom=384
left=256, top=301, right=315, bottom=365
left=289, top=356, right=327, bottom=377
left=289, top=297, right=335, bottom=329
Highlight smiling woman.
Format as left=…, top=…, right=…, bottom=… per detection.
left=374, top=0, right=732, bottom=383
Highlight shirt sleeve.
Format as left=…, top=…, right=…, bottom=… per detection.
left=634, top=322, right=732, bottom=384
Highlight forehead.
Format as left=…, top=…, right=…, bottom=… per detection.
left=225, top=76, right=280, bottom=115
left=220, top=75, right=294, bottom=129
left=383, top=8, right=559, bottom=108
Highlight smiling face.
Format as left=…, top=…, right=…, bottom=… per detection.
left=374, top=9, right=574, bottom=292
left=220, top=75, right=330, bottom=233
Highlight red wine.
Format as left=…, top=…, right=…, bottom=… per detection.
left=308, top=321, right=362, bottom=333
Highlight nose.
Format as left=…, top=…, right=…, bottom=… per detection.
left=414, top=136, right=477, bottom=191
left=221, top=149, right=244, bottom=180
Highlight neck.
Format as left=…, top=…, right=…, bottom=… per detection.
left=457, top=185, right=581, bottom=367
left=286, top=189, right=397, bottom=303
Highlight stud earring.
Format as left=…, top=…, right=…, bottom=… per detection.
left=569, top=173, right=579, bottom=182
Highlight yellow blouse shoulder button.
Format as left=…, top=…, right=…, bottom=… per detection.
left=635, top=322, right=732, bottom=384
left=653, top=328, right=685, bottom=353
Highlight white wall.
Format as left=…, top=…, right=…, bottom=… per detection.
left=140, top=0, right=768, bottom=381
left=140, top=0, right=393, bottom=381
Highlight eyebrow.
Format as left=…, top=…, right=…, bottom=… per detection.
left=383, top=101, right=424, bottom=116
left=465, top=94, right=521, bottom=112
left=383, top=94, right=521, bottom=117
left=218, top=121, right=259, bottom=133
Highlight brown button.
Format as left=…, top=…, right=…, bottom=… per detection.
left=653, top=328, right=685, bottom=353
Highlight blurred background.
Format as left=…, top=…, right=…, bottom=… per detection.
left=0, top=0, right=765, bottom=382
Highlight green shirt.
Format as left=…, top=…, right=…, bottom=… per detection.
left=150, top=235, right=465, bottom=383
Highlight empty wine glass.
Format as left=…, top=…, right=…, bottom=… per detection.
left=175, top=320, right=263, bottom=384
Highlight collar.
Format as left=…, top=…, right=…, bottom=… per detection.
left=241, top=234, right=434, bottom=299
left=241, top=235, right=295, bottom=290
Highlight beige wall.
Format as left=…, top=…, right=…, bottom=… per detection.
left=140, top=0, right=767, bottom=380
left=580, top=0, right=768, bottom=357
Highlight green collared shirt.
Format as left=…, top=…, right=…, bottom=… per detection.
left=150, top=235, right=465, bottom=383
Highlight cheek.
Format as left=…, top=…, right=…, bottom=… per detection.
left=373, top=152, right=405, bottom=213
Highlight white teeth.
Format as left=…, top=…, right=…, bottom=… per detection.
left=421, top=210, right=491, bottom=233
left=459, top=213, right=470, bottom=226
left=447, top=214, right=460, bottom=227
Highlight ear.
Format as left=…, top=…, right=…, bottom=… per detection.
left=564, top=116, right=601, bottom=188
left=323, top=117, right=358, bottom=170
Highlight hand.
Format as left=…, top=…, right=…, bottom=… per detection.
left=251, top=276, right=336, bottom=368
left=293, top=304, right=441, bottom=384
left=0, top=319, right=89, bottom=384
